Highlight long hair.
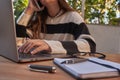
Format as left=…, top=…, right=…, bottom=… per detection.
left=27, top=0, right=74, bottom=39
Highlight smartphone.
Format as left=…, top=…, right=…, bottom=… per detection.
left=34, top=0, right=43, bottom=9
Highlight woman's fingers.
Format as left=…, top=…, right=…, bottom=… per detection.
left=31, top=0, right=44, bottom=11
left=31, top=44, right=49, bottom=54
left=19, top=40, right=32, bottom=53
left=19, top=40, right=50, bottom=54
left=23, top=42, right=35, bottom=53
left=30, top=46, right=43, bottom=54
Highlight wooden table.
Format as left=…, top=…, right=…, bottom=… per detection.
left=0, top=53, right=120, bottom=80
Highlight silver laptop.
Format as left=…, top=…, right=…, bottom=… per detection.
left=0, top=0, right=67, bottom=62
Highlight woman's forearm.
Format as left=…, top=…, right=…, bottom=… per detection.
left=17, top=8, right=34, bottom=27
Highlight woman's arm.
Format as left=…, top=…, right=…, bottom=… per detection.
left=17, top=8, right=34, bottom=26
left=44, top=22, right=96, bottom=54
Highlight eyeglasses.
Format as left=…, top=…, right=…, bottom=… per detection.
left=69, top=52, right=106, bottom=59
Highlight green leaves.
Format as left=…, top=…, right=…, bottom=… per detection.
left=67, top=0, right=118, bottom=25
left=85, top=0, right=117, bottom=25
left=14, top=0, right=28, bottom=20
left=67, top=0, right=81, bottom=12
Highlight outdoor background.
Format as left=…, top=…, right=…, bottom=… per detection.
left=13, top=0, right=120, bottom=26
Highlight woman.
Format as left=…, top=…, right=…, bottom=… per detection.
left=17, top=0, right=96, bottom=55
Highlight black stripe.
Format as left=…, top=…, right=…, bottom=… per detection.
left=46, top=23, right=75, bottom=34
left=45, top=22, right=90, bottom=39
left=60, top=41, right=80, bottom=55
left=74, top=23, right=90, bottom=39
left=16, top=23, right=29, bottom=37
left=85, top=38, right=96, bottom=53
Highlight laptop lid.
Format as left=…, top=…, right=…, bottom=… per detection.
left=0, top=0, right=19, bottom=62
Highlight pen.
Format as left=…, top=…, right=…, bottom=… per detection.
left=28, top=64, right=57, bottom=73
left=61, top=58, right=87, bottom=64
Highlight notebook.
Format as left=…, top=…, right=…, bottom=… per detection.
left=54, top=57, right=120, bottom=79
left=0, top=0, right=68, bottom=62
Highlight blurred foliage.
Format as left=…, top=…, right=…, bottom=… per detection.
left=13, top=0, right=119, bottom=26
left=13, top=0, right=28, bottom=20
left=109, top=18, right=120, bottom=26
left=85, top=0, right=117, bottom=25
left=67, top=0, right=81, bottom=13
left=66, top=0, right=119, bottom=26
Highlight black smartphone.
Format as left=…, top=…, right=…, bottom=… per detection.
left=37, top=1, right=43, bottom=7
left=34, top=0, right=43, bottom=9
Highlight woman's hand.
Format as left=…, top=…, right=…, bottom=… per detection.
left=24, top=0, right=44, bottom=15
left=18, top=39, right=51, bottom=54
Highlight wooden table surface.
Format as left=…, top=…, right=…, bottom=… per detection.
left=0, top=53, right=120, bottom=80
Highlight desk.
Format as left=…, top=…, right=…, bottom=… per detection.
left=0, top=53, right=120, bottom=80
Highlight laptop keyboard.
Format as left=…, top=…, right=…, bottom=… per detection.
left=19, top=52, right=51, bottom=59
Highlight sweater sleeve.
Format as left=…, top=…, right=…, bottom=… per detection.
left=16, top=23, right=28, bottom=37
left=44, top=23, right=96, bottom=55
left=17, top=11, right=33, bottom=26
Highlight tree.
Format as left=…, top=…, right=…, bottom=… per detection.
left=85, top=0, right=117, bottom=25
left=81, top=0, right=86, bottom=19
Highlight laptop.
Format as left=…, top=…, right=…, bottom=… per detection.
left=0, top=0, right=68, bottom=62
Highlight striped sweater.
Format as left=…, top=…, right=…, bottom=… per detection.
left=16, top=10, right=96, bottom=54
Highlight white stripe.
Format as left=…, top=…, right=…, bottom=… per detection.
left=74, top=39, right=91, bottom=52
left=44, top=40, right=67, bottom=54
left=78, top=34, right=95, bottom=42
left=46, top=11, right=84, bottom=25
left=42, top=33, right=74, bottom=41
